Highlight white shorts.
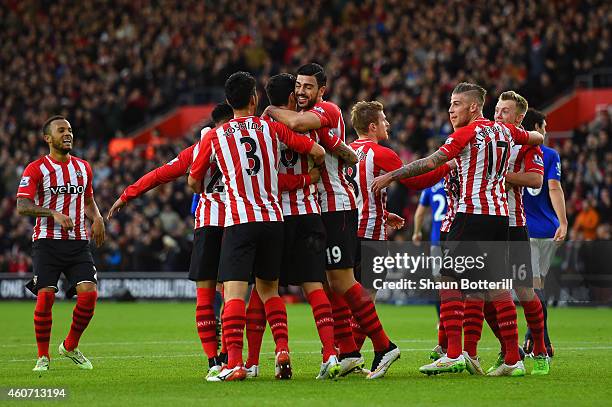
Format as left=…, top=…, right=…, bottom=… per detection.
left=530, top=238, right=558, bottom=279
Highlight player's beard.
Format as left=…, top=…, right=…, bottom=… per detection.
left=297, top=93, right=316, bottom=111
left=53, top=139, right=72, bottom=154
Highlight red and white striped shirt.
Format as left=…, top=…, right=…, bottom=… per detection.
left=120, top=127, right=226, bottom=228
left=507, top=144, right=544, bottom=227
left=278, top=127, right=341, bottom=216
left=349, top=139, right=451, bottom=240
left=438, top=118, right=530, bottom=216
left=190, top=116, right=315, bottom=226
left=17, top=155, right=93, bottom=241
left=441, top=166, right=460, bottom=233
left=309, top=101, right=356, bottom=212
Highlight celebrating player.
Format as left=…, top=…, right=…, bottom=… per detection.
left=372, top=82, right=544, bottom=377
left=483, top=91, right=550, bottom=375
left=17, top=116, right=105, bottom=372
left=259, top=73, right=358, bottom=379
left=107, top=104, right=233, bottom=380
left=188, top=71, right=326, bottom=382
left=522, top=108, right=567, bottom=358
left=265, top=64, right=400, bottom=380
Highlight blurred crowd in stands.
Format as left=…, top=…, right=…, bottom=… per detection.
left=0, top=0, right=610, bottom=272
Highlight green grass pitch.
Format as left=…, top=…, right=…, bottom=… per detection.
left=1, top=301, right=611, bottom=406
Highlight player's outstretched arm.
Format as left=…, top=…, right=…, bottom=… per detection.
left=16, top=198, right=74, bottom=231
left=264, top=106, right=322, bottom=133
left=85, top=196, right=105, bottom=247
left=371, top=150, right=449, bottom=195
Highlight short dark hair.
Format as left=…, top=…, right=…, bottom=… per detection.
left=211, top=103, right=233, bottom=126
left=42, top=115, right=67, bottom=136
left=452, top=82, right=486, bottom=107
left=296, top=63, right=327, bottom=88
left=522, top=108, right=546, bottom=131
left=265, top=73, right=296, bottom=106
left=225, top=71, right=256, bottom=110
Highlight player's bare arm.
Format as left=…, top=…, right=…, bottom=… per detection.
left=85, top=196, right=105, bottom=247
left=265, top=106, right=322, bottom=133
left=16, top=197, right=74, bottom=231
left=309, top=142, right=326, bottom=166
left=549, top=179, right=568, bottom=241
left=525, top=131, right=545, bottom=145
left=371, top=150, right=448, bottom=195
left=330, top=141, right=358, bottom=165
left=412, top=204, right=426, bottom=242
left=506, top=171, right=543, bottom=188
left=107, top=198, right=126, bottom=220
left=188, top=176, right=202, bottom=194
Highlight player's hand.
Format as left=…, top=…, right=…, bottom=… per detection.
left=553, top=223, right=567, bottom=242
left=107, top=198, right=127, bottom=220
left=386, top=212, right=405, bottom=229
left=412, top=231, right=422, bottom=242
left=52, top=211, right=74, bottom=231
left=371, top=173, right=393, bottom=195
left=308, top=166, right=321, bottom=184
left=91, top=217, right=106, bottom=247
left=447, top=159, right=458, bottom=170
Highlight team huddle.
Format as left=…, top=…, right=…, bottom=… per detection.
left=18, top=62, right=563, bottom=381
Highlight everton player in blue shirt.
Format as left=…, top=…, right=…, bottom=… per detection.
left=522, top=108, right=567, bottom=357
left=413, top=178, right=447, bottom=324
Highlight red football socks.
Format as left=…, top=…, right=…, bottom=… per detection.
left=222, top=299, right=246, bottom=368
left=264, top=296, right=289, bottom=353
left=245, top=288, right=266, bottom=367
left=64, top=291, right=97, bottom=352
left=195, top=287, right=218, bottom=359
left=439, top=289, right=464, bottom=359
left=343, top=283, right=390, bottom=352
left=521, top=297, right=547, bottom=355
left=329, top=291, right=358, bottom=355
left=307, top=289, right=336, bottom=361
left=463, top=297, right=484, bottom=358
left=34, top=291, right=55, bottom=357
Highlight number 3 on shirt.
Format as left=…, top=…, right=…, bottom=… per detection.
left=240, top=136, right=261, bottom=176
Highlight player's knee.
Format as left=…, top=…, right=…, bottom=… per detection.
left=196, top=280, right=216, bottom=289
left=326, top=268, right=356, bottom=294
left=302, top=282, right=323, bottom=296
left=255, top=279, right=278, bottom=303
left=75, top=282, right=97, bottom=293
left=516, top=287, right=536, bottom=301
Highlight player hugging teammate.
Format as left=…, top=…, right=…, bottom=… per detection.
left=20, top=71, right=561, bottom=383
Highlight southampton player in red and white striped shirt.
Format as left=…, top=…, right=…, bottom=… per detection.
left=491, top=91, right=550, bottom=374
left=16, top=116, right=105, bottom=372
left=349, top=101, right=452, bottom=241
left=107, top=104, right=317, bottom=379
left=188, top=72, right=326, bottom=382
left=372, top=83, right=544, bottom=377
left=107, top=104, right=233, bottom=378
left=265, top=65, right=399, bottom=380
left=246, top=73, right=359, bottom=380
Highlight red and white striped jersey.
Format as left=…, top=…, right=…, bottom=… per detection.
left=17, top=155, right=93, bottom=241
left=119, top=127, right=226, bottom=228
left=278, top=127, right=341, bottom=216
left=190, top=116, right=316, bottom=226
left=308, top=101, right=357, bottom=212
left=193, top=127, right=226, bottom=228
left=438, top=118, right=530, bottom=216
left=507, top=144, right=544, bottom=227
left=441, top=166, right=460, bottom=233
left=349, top=139, right=452, bottom=240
